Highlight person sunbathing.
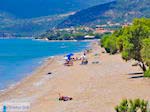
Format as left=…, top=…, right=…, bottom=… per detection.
left=59, top=96, right=73, bottom=101
left=58, top=93, right=73, bottom=101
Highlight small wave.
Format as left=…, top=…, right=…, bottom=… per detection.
left=60, top=46, right=67, bottom=48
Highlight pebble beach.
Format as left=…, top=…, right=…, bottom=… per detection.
left=0, top=41, right=150, bottom=112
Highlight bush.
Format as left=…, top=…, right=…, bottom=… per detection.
left=144, top=69, right=150, bottom=77
left=101, top=18, right=150, bottom=72
left=101, top=34, right=118, bottom=54
left=101, top=34, right=110, bottom=47
left=141, top=38, right=150, bottom=68
left=115, top=99, right=149, bottom=112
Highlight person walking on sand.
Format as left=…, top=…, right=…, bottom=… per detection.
left=81, top=52, right=88, bottom=65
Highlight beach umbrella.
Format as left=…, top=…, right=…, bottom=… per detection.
left=66, top=53, right=74, bottom=60
left=66, top=53, right=74, bottom=57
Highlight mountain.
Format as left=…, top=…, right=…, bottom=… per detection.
left=58, top=0, right=150, bottom=28
left=0, top=12, right=72, bottom=37
left=0, top=0, right=113, bottom=19
left=0, top=11, right=74, bottom=37
left=0, top=0, right=113, bottom=37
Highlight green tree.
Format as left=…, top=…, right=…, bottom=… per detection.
left=121, top=18, right=150, bottom=71
left=142, top=38, right=150, bottom=77
left=141, top=38, right=150, bottom=68
left=101, top=18, right=150, bottom=71
left=101, top=34, right=118, bottom=54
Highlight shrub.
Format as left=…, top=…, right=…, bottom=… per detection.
left=144, top=69, right=150, bottom=77
left=101, top=34, right=110, bottom=47
left=100, top=18, right=150, bottom=71
left=115, top=99, right=149, bottom=112
left=101, top=34, right=118, bottom=54
left=141, top=38, right=150, bottom=68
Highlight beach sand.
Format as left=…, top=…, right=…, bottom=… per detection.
left=0, top=41, right=150, bottom=112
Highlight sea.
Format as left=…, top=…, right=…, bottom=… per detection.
left=0, top=39, right=90, bottom=90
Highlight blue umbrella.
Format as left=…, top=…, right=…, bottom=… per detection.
left=66, top=53, right=74, bottom=60
left=67, top=53, right=74, bottom=57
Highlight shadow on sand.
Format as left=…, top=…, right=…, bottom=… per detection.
left=127, top=72, right=144, bottom=79
left=129, top=75, right=144, bottom=79
left=128, top=72, right=143, bottom=75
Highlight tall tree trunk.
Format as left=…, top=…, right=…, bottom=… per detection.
left=139, top=62, right=147, bottom=72
left=142, top=62, right=147, bottom=72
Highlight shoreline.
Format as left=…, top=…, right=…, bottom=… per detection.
left=0, top=40, right=92, bottom=95
left=0, top=56, right=52, bottom=93
left=0, top=41, right=150, bottom=112
left=0, top=55, right=59, bottom=99
left=0, top=37, right=99, bottom=42
left=34, top=38, right=100, bottom=42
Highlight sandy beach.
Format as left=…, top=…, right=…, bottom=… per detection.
left=0, top=41, right=150, bottom=112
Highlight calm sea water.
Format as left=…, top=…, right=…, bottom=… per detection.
left=0, top=39, right=89, bottom=90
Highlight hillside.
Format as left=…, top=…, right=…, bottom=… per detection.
left=0, top=12, right=73, bottom=37
left=0, top=0, right=113, bottom=18
left=0, top=0, right=113, bottom=36
left=57, top=0, right=150, bottom=28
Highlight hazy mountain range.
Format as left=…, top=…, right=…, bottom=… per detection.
left=58, top=0, right=150, bottom=28
left=0, top=0, right=113, bottom=18
left=0, top=0, right=149, bottom=37
left=0, top=0, right=113, bottom=36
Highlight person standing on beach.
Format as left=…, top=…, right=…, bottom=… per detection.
left=81, top=52, right=88, bottom=65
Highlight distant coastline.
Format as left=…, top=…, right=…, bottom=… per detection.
left=35, top=38, right=100, bottom=42
left=0, top=37, right=34, bottom=39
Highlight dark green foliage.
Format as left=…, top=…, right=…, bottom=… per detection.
left=121, top=18, right=150, bottom=71
left=101, top=34, right=110, bottom=47
left=101, top=34, right=111, bottom=53
left=101, top=18, right=150, bottom=72
left=144, top=69, right=150, bottom=77
left=39, top=27, right=97, bottom=40
left=141, top=38, right=150, bottom=68
left=101, top=30, right=123, bottom=54
left=115, top=99, right=128, bottom=112
left=115, top=99, right=149, bottom=112
left=121, top=19, right=150, bottom=62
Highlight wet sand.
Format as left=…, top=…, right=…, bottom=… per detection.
left=0, top=41, right=150, bottom=112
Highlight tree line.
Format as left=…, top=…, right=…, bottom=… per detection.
left=101, top=18, right=150, bottom=76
